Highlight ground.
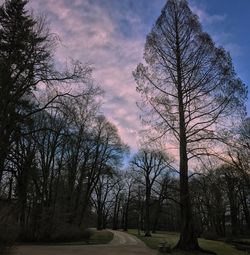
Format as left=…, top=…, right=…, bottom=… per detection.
left=11, top=229, right=248, bottom=255
left=11, top=230, right=156, bottom=255
left=128, top=230, right=246, bottom=255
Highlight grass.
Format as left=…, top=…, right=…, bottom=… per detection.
left=128, top=229, right=246, bottom=255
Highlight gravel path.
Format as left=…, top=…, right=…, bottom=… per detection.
left=12, top=230, right=156, bottom=255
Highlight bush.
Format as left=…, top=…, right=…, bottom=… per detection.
left=82, top=229, right=92, bottom=244
left=50, top=224, right=93, bottom=243
left=0, top=223, right=19, bottom=254
left=202, top=231, right=219, bottom=241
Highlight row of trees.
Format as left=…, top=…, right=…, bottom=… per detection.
left=91, top=123, right=250, bottom=241
left=90, top=124, right=250, bottom=240
left=0, top=0, right=128, bottom=244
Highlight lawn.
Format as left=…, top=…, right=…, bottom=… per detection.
left=128, top=229, right=246, bottom=255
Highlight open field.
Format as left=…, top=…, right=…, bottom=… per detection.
left=128, top=230, right=246, bottom=255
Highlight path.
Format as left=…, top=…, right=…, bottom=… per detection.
left=12, top=230, right=156, bottom=255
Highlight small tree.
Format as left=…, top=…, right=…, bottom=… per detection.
left=133, top=0, right=246, bottom=250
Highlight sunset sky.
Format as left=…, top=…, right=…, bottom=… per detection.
left=16, top=0, right=250, bottom=150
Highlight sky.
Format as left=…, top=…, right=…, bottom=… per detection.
left=10, top=0, right=250, bottom=151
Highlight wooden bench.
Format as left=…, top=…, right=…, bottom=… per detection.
left=158, top=242, right=172, bottom=253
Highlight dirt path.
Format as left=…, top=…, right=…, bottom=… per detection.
left=12, top=230, right=156, bottom=255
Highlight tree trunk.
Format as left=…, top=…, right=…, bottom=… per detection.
left=152, top=205, right=161, bottom=233
left=152, top=182, right=165, bottom=233
left=0, top=148, right=7, bottom=184
left=226, top=175, right=238, bottom=236
left=112, top=194, right=119, bottom=230
left=144, top=182, right=151, bottom=236
left=175, top=17, right=199, bottom=249
left=240, top=187, right=250, bottom=232
left=175, top=142, right=199, bottom=250
left=97, top=208, right=103, bottom=230
left=123, top=190, right=131, bottom=231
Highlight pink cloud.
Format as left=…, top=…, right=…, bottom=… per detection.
left=26, top=0, right=145, bottom=150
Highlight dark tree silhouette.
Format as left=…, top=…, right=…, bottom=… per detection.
left=131, top=149, right=170, bottom=237
left=0, top=0, right=90, bottom=183
left=133, top=0, right=247, bottom=250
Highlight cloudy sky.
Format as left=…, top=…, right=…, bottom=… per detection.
left=22, top=0, right=250, bottom=150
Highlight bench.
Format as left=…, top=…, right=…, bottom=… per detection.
left=158, top=242, right=172, bottom=253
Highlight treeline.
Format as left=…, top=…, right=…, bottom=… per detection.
left=92, top=125, right=250, bottom=240
left=0, top=0, right=128, bottom=248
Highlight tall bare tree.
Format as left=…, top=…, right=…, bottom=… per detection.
left=133, top=0, right=246, bottom=250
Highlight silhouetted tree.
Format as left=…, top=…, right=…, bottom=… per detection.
left=0, top=0, right=91, bottom=183
left=131, top=149, right=170, bottom=236
left=134, top=0, right=246, bottom=250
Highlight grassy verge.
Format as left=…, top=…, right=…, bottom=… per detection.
left=128, top=229, right=246, bottom=255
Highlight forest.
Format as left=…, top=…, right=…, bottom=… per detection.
left=0, top=0, right=250, bottom=254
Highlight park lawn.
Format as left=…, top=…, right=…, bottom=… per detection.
left=128, top=229, right=246, bottom=255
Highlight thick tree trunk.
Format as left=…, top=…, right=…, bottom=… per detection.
left=174, top=15, right=199, bottom=250
left=175, top=141, right=199, bottom=250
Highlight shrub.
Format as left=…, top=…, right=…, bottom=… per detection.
left=0, top=223, right=19, bottom=254
left=202, top=231, right=219, bottom=241
left=82, top=229, right=92, bottom=244
left=50, top=224, right=93, bottom=243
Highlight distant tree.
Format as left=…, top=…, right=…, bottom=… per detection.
left=78, top=115, right=128, bottom=226
left=133, top=0, right=246, bottom=250
left=152, top=173, right=172, bottom=233
left=111, top=178, right=124, bottom=230
left=122, top=171, right=134, bottom=231
left=131, top=149, right=170, bottom=236
left=92, top=168, right=119, bottom=230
